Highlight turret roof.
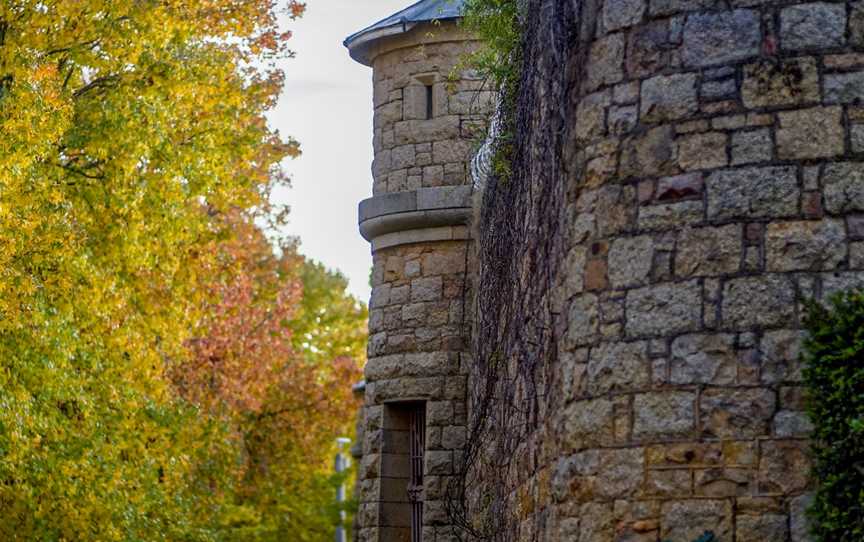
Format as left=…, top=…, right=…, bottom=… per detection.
left=344, top=0, right=466, bottom=55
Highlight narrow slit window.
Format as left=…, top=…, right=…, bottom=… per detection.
left=425, top=84, right=434, bottom=120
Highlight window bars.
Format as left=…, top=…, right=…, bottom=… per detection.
left=408, top=405, right=426, bottom=542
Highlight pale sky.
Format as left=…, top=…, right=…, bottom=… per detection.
left=268, top=1, right=411, bottom=303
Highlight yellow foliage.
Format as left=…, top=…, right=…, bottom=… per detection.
left=0, top=1, right=313, bottom=540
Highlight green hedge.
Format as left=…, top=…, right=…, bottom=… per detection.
left=803, top=289, right=864, bottom=541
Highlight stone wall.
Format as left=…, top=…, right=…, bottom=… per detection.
left=466, top=0, right=864, bottom=540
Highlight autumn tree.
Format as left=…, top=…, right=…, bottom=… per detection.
left=0, top=1, right=369, bottom=540
left=173, top=213, right=365, bottom=540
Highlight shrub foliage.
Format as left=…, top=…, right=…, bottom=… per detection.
left=803, top=289, right=864, bottom=541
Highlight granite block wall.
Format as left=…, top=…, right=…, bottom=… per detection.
left=474, top=0, right=864, bottom=539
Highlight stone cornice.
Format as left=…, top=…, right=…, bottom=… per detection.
left=358, top=185, right=472, bottom=251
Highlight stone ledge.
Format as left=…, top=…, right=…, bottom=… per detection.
left=358, top=186, right=473, bottom=244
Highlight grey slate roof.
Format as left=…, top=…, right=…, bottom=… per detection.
left=344, top=0, right=466, bottom=50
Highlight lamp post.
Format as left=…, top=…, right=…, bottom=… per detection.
left=335, top=437, right=351, bottom=542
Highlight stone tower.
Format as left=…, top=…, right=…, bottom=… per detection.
left=345, top=3, right=489, bottom=541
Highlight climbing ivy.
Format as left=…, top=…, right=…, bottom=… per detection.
left=446, top=0, right=580, bottom=538
left=803, top=289, right=864, bottom=541
left=460, top=0, right=520, bottom=180
left=461, top=0, right=520, bottom=91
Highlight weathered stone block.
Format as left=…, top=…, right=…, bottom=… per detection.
left=562, top=399, right=615, bottom=450
left=633, top=391, right=696, bottom=439
left=823, top=162, right=864, bottom=213
left=597, top=448, right=645, bottom=499
left=391, top=144, right=416, bottom=170
left=587, top=32, right=625, bottom=91
left=823, top=71, right=864, bottom=104
left=850, top=214, right=864, bottom=240
left=677, top=131, right=728, bottom=170
left=627, top=20, right=673, bottom=79
left=650, top=0, right=714, bottom=15
left=575, top=90, right=611, bottom=142
left=761, top=329, right=805, bottom=384
left=448, top=89, right=494, bottom=115
left=620, top=125, right=677, bottom=178
left=640, top=73, right=698, bottom=123
left=676, top=224, right=742, bottom=277
left=773, top=410, right=813, bottom=437
left=441, top=426, right=467, bottom=449
left=555, top=452, right=636, bottom=505
left=790, top=493, right=814, bottom=542
left=370, top=377, right=443, bottom=402
left=656, top=172, right=703, bottom=202
left=565, top=294, right=600, bottom=347
left=421, top=251, right=466, bottom=275
left=585, top=257, right=609, bottom=291
left=608, top=235, right=654, bottom=287
left=694, top=468, right=754, bottom=498
left=602, top=0, right=645, bottom=32
left=376, top=100, right=403, bottom=128
left=742, top=57, right=819, bottom=108
left=576, top=184, right=635, bottom=237
left=682, top=10, right=761, bottom=67
left=702, top=77, right=737, bottom=101
left=701, top=388, right=776, bottom=438
left=766, top=219, right=846, bottom=271
left=852, top=124, right=864, bottom=153
left=410, top=276, right=443, bottom=302
left=670, top=333, right=737, bottom=385
left=644, top=469, right=693, bottom=497
left=609, top=104, right=638, bottom=135
left=780, top=3, right=846, bottom=51
left=853, top=1, right=864, bottom=47
left=421, top=164, right=444, bottom=185
left=389, top=285, right=409, bottom=305
left=587, top=341, right=651, bottom=393
left=722, top=275, right=796, bottom=329
left=638, top=201, right=704, bottom=230
left=393, top=117, right=460, bottom=145
left=614, top=80, right=640, bottom=103
left=432, top=140, right=472, bottom=164
left=706, top=166, right=799, bottom=220
left=579, top=502, right=615, bottom=541
left=777, top=106, right=844, bottom=159
left=425, top=450, right=453, bottom=475
left=758, top=440, right=811, bottom=494
left=426, top=400, right=453, bottom=426
left=626, top=281, right=702, bottom=337
left=660, top=499, right=733, bottom=541
left=736, top=514, right=789, bottom=541
left=851, top=241, right=864, bottom=268
left=365, top=353, right=454, bottom=380
left=731, top=128, right=773, bottom=165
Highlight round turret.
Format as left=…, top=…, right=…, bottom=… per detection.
left=345, top=2, right=490, bottom=541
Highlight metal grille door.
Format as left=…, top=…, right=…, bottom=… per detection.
left=408, top=405, right=425, bottom=542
